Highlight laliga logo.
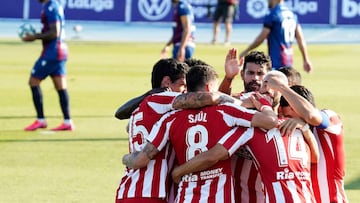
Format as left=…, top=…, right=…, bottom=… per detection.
left=247, top=0, right=318, bottom=19
left=247, top=0, right=268, bottom=19
left=138, top=0, right=172, bottom=21
left=285, top=0, right=318, bottom=15
left=63, top=0, right=114, bottom=12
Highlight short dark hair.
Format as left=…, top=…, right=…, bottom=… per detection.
left=243, top=51, right=272, bottom=72
left=184, top=58, right=209, bottom=67
left=151, top=58, right=189, bottom=88
left=278, top=67, right=302, bottom=86
left=280, top=85, right=316, bottom=107
left=186, top=65, right=218, bottom=92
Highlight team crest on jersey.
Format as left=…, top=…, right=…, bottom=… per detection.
left=138, top=0, right=172, bottom=20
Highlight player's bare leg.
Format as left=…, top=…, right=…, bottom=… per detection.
left=212, top=21, right=220, bottom=44
left=224, top=21, right=232, bottom=46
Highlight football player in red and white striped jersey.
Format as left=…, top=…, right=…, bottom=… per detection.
left=169, top=69, right=319, bottom=203
left=219, top=48, right=272, bottom=203
left=264, top=71, right=349, bottom=203
left=122, top=65, right=278, bottom=203
left=171, top=123, right=318, bottom=203
left=310, top=109, right=348, bottom=203
left=115, top=58, right=189, bottom=203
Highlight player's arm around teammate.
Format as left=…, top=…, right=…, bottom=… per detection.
left=114, top=87, right=170, bottom=120
left=170, top=92, right=279, bottom=184
left=262, top=71, right=320, bottom=162
left=122, top=143, right=159, bottom=169
left=278, top=117, right=319, bottom=163
left=263, top=71, right=324, bottom=126
left=123, top=92, right=277, bottom=169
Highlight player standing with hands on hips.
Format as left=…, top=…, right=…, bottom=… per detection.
left=22, top=0, right=74, bottom=131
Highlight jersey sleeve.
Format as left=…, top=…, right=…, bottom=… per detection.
left=217, top=103, right=256, bottom=128
left=144, top=92, right=180, bottom=114
left=320, top=109, right=342, bottom=134
left=45, top=3, right=61, bottom=24
left=147, top=111, right=177, bottom=151
left=263, top=12, right=273, bottom=29
left=218, top=127, right=254, bottom=156
left=178, top=2, right=192, bottom=16
left=316, top=110, right=330, bottom=129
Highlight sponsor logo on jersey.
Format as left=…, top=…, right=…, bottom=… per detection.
left=200, top=168, right=223, bottom=180
left=276, top=168, right=310, bottom=181
left=138, top=0, right=172, bottom=21
left=182, top=168, right=224, bottom=182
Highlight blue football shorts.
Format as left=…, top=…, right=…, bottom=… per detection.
left=31, top=58, right=67, bottom=80
left=173, top=43, right=195, bottom=59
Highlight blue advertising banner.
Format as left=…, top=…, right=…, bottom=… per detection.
left=29, top=0, right=125, bottom=21
left=0, top=0, right=358, bottom=25
left=239, top=0, right=329, bottom=24
left=0, top=0, right=24, bottom=18
left=129, top=0, right=329, bottom=24
left=337, top=0, right=360, bottom=24
left=130, top=0, right=173, bottom=22
left=129, top=0, right=224, bottom=23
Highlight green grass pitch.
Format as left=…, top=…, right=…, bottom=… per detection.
left=0, top=39, right=359, bottom=202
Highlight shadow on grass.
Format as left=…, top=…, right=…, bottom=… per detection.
left=346, top=177, right=360, bottom=189
left=0, top=137, right=128, bottom=143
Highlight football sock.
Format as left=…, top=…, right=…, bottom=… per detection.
left=58, top=89, right=71, bottom=120
left=31, top=86, right=44, bottom=119
left=63, top=119, right=72, bottom=125
left=37, top=118, right=46, bottom=123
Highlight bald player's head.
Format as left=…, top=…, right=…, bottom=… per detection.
left=260, top=70, right=289, bottom=110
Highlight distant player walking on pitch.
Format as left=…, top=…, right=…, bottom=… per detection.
left=22, top=0, right=74, bottom=131
left=161, top=0, right=196, bottom=62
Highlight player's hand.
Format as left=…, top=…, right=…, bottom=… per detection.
left=279, top=118, right=306, bottom=136
left=303, top=60, right=312, bottom=73
left=262, top=71, right=289, bottom=92
left=176, top=47, right=186, bottom=62
left=249, top=92, right=273, bottom=111
left=160, top=46, right=170, bottom=59
left=238, top=97, right=256, bottom=109
left=122, top=153, right=131, bottom=166
left=22, top=33, right=36, bottom=42
left=224, top=48, right=242, bottom=79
